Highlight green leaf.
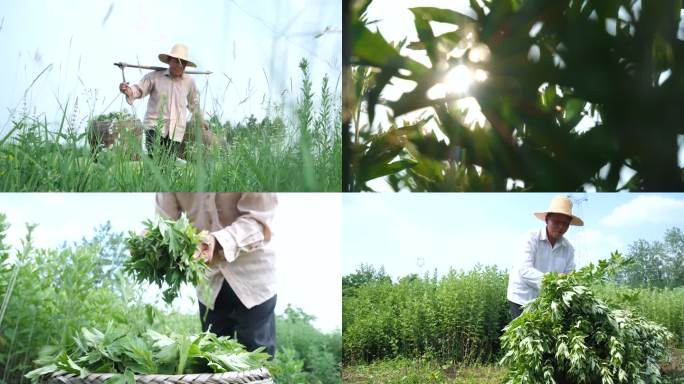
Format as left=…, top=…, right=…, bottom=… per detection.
left=409, top=7, right=476, bottom=25
left=362, top=159, right=418, bottom=182
left=563, top=98, right=585, bottom=124
left=24, top=364, right=58, bottom=380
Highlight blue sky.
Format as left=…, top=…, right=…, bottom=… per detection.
left=342, top=193, right=684, bottom=279
left=0, top=0, right=340, bottom=136
left=0, top=193, right=342, bottom=332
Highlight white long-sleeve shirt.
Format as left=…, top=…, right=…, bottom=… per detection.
left=507, top=228, right=575, bottom=305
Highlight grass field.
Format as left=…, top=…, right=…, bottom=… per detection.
left=343, top=359, right=684, bottom=384
left=0, top=59, right=341, bottom=192
left=342, top=359, right=507, bottom=384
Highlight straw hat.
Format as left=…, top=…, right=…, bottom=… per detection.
left=534, top=196, right=584, bottom=226
left=158, top=43, right=197, bottom=68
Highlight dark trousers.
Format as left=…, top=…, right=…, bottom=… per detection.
left=509, top=300, right=524, bottom=320
left=198, top=280, right=277, bottom=358
left=145, top=129, right=180, bottom=158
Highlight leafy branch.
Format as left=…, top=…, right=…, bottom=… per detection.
left=124, top=214, right=209, bottom=304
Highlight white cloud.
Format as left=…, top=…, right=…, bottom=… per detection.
left=568, top=228, right=624, bottom=268
left=601, top=195, right=684, bottom=227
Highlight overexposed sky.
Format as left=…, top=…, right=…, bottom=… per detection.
left=343, top=193, right=684, bottom=279
left=0, top=0, right=341, bottom=135
left=0, top=193, right=341, bottom=332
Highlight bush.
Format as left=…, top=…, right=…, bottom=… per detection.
left=276, top=305, right=342, bottom=384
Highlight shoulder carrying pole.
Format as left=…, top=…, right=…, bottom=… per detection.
left=114, top=62, right=213, bottom=76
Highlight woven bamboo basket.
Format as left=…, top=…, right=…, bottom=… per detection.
left=43, top=367, right=274, bottom=384
left=87, top=118, right=144, bottom=160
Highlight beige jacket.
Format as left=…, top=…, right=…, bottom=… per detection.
left=156, top=193, right=277, bottom=309
left=127, top=69, right=201, bottom=142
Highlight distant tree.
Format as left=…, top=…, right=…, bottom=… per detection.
left=342, top=263, right=392, bottom=295
left=664, top=227, right=684, bottom=285
left=618, top=227, right=684, bottom=287
left=78, top=222, right=128, bottom=287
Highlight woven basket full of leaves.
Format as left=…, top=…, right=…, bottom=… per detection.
left=43, top=368, right=274, bottom=384
left=26, top=326, right=274, bottom=384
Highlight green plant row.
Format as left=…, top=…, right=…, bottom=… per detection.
left=343, top=266, right=510, bottom=364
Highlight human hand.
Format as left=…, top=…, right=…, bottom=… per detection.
left=119, top=82, right=132, bottom=97
left=193, top=231, right=216, bottom=264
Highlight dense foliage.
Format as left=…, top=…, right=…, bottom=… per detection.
left=344, top=0, right=684, bottom=191
left=500, top=252, right=673, bottom=383
left=124, top=214, right=208, bottom=304
left=274, top=305, right=342, bottom=384
left=343, top=266, right=510, bottom=364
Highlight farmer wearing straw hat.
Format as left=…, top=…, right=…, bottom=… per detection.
left=506, top=196, right=584, bottom=320
left=118, top=43, right=207, bottom=158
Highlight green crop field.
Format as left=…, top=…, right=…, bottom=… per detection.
left=0, top=213, right=341, bottom=384
left=343, top=249, right=684, bottom=382
left=0, top=59, right=341, bottom=192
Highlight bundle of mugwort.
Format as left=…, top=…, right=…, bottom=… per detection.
left=124, top=214, right=209, bottom=304
left=500, top=252, right=673, bottom=384
left=25, top=323, right=270, bottom=382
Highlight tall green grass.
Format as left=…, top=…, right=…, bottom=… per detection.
left=0, top=216, right=341, bottom=384
left=0, top=58, right=341, bottom=191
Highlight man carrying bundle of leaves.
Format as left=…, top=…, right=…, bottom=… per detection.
left=156, top=193, right=277, bottom=358
left=507, top=195, right=583, bottom=320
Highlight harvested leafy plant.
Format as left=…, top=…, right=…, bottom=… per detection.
left=499, top=252, right=673, bottom=384
left=125, top=214, right=209, bottom=304
left=25, top=323, right=270, bottom=382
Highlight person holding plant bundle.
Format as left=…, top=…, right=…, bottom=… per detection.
left=155, top=193, right=278, bottom=358
left=118, top=43, right=208, bottom=159
left=506, top=196, right=583, bottom=320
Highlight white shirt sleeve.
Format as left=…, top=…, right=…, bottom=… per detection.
left=564, top=243, right=576, bottom=273
left=210, top=193, right=276, bottom=263
left=518, top=233, right=544, bottom=290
